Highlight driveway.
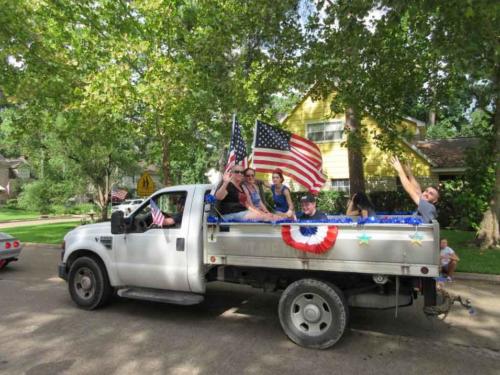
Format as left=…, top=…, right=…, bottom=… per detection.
left=0, top=245, right=498, bottom=375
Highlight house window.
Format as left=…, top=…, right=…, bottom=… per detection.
left=331, top=179, right=350, bottom=194
left=307, top=121, right=344, bottom=142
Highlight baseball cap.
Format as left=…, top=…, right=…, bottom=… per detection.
left=300, top=193, right=316, bottom=203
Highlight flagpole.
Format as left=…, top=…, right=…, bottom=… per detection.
left=250, top=119, right=258, bottom=168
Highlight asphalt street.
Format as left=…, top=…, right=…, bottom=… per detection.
left=1, top=245, right=499, bottom=375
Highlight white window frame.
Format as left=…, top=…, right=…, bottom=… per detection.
left=331, top=178, right=350, bottom=194
left=307, top=120, right=344, bottom=143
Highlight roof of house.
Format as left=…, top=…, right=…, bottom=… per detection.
left=0, top=154, right=29, bottom=168
left=415, top=137, right=480, bottom=169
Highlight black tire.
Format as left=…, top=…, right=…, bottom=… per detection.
left=278, top=279, right=349, bottom=349
left=68, top=256, right=113, bottom=310
left=0, top=259, right=10, bottom=270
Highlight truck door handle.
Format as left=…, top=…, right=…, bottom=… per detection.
left=176, top=237, right=185, bottom=252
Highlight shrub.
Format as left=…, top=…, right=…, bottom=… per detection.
left=4, top=199, right=19, bottom=209
left=437, top=180, right=488, bottom=230
left=368, top=190, right=415, bottom=213
left=17, top=180, right=54, bottom=214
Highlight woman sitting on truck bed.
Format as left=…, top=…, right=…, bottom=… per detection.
left=242, top=167, right=271, bottom=214
left=346, top=192, right=376, bottom=218
left=215, top=165, right=281, bottom=222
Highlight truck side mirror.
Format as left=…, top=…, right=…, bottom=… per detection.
left=111, top=210, right=125, bottom=234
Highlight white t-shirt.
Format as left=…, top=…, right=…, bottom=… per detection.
left=440, top=247, right=455, bottom=266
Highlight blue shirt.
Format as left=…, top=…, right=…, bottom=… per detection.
left=271, top=185, right=289, bottom=213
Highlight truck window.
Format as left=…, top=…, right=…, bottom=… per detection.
left=129, top=191, right=187, bottom=232
left=153, top=191, right=187, bottom=229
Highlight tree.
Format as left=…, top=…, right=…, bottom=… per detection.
left=1, top=0, right=305, bottom=217
left=0, top=0, right=140, bottom=219
left=303, top=0, right=499, bottom=247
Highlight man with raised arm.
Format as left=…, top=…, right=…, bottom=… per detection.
left=391, top=156, right=439, bottom=223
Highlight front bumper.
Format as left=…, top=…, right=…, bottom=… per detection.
left=58, top=262, right=68, bottom=281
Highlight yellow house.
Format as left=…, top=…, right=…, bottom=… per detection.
left=278, top=90, right=437, bottom=193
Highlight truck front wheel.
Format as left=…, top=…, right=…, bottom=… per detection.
left=278, top=279, right=348, bottom=349
left=68, top=256, right=113, bottom=310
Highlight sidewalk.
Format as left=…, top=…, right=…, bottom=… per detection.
left=454, top=272, right=500, bottom=283
left=0, top=216, right=84, bottom=229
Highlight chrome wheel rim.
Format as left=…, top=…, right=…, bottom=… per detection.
left=290, top=293, right=333, bottom=336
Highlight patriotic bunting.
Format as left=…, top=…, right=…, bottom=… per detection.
left=281, top=225, right=338, bottom=254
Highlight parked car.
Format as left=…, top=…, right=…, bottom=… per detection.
left=0, top=233, right=23, bottom=269
left=111, top=199, right=145, bottom=215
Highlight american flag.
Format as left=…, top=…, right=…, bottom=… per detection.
left=225, top=116, right=248, bottom=172
left=150, top=199, right=165, bottom=227
left=252, top=120, right=326, bottom=194
left=111, top=189, right=128, bottom=201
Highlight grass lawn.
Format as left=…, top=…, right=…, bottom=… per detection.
left=441, top=229, right=500, bottom=275
left=3, top=222, right=80, bottom=244
left=0, top=208, right=41, bottom=222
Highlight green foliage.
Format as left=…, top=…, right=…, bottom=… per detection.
left=437, top=181, right=484, bottom=230
left=3, top=199, right=19, bottom=209
left=0, top=0, right=304, bottom=208
left=368, top=191, right=415, bottom=213
left=426, top=109, right=494, bottom=139
left=437, top=136, right=495, bottom=230
left=17, top=180, right=54, bottom=214
left=314, top=191, right=348, bottom=214
left=16, top=178, right=84, bottom=214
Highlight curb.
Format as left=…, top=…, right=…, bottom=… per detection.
left=24, top=243, right=61, bottom=250
left=454, top=272, right=500, bottom=283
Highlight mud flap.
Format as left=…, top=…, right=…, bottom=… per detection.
left=422, top=277, right=437, bottom=307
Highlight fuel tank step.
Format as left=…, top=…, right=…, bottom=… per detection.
left=117, top=287, right=204, bottom=305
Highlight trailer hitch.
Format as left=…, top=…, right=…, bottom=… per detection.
left=423, top=289, right=476, bottom=320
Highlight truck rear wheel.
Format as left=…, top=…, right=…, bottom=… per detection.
left=68, top=256, right=113, bottom=310
left=278, top=279, right=348, bottom=349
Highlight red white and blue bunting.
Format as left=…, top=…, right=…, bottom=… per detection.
left=281, top=225, right=338, bottom=254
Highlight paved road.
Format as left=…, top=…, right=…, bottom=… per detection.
left=1, top=246, right=499, bottom=375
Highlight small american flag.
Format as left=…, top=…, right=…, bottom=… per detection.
left=252, top=120, right=326, bottom=194
left=225, top=115, right=248, bottom=172
left=150, top=199, right=165, bottom=227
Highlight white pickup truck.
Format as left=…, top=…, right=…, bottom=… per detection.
left=59, top=184, right=440, bottom=349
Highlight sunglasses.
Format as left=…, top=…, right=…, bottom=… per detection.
left=245, top=174, right=255, bottom=177
left=232, top=170, right=245, bottom=175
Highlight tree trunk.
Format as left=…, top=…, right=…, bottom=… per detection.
left=102, top=173, right=110, bottom=221
left=218, top=145, right=228, bottom=173
left=162, top=136, right=172, bottom=186
left=427, top=110, right=436, bottom=127
left=345, top=107, right=365, bottom=194
left=96, top=173, right=110, bottom=222
left=477, top=94, right=500, bottom=249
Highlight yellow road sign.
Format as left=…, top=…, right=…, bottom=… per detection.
left=137, top=172, right=155, bottom=197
